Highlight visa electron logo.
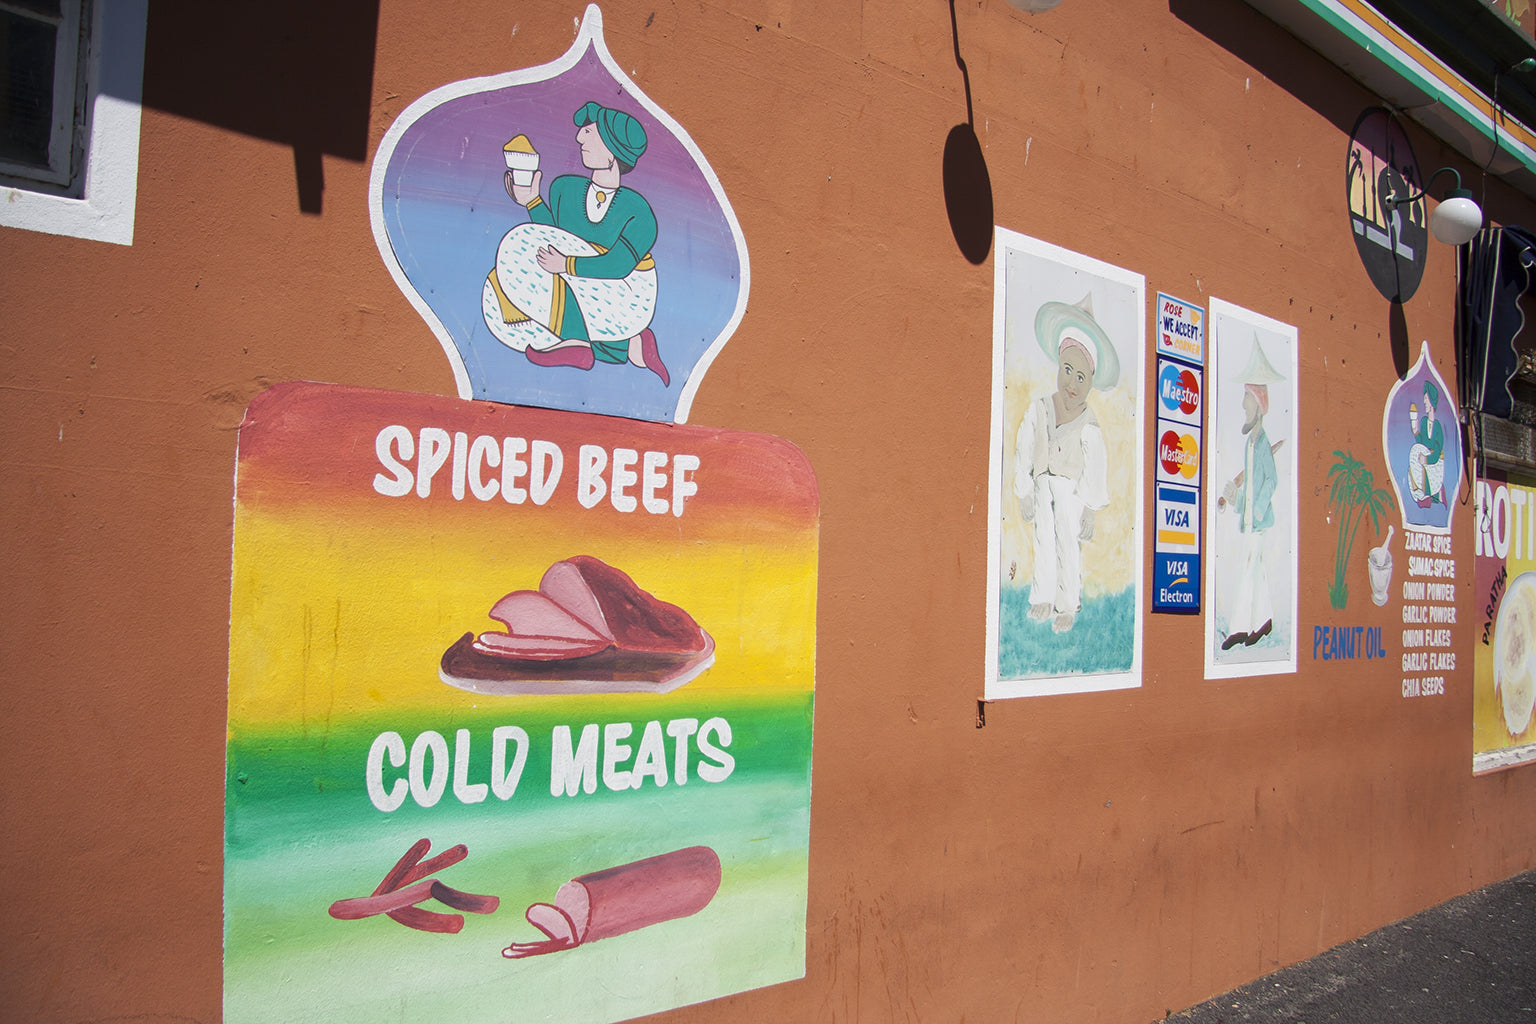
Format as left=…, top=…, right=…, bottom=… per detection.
left=1159, top=430, right=1199, bottom=479
left=1158, top=363, right=1200, bottom=415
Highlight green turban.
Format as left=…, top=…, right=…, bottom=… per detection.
left=574, top=101, right=647, bottom=169
left=1423, top=380, right=1439, bottom=408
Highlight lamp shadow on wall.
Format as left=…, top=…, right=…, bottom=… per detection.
left=1389, top=299, right=1413, bottom=379
left=944, top=0, right=995, bottom=265
left=140, top=0, right=381, bottom=214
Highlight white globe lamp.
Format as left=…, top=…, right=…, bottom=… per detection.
left=1389, top=166, right=1483, bottom=247
left=1430, top=189, right=1483, bottom=246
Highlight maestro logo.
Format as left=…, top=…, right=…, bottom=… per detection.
left=1159, top=429, right=1200, bottom=479
left=1158, top=362, right=1200, bottom=416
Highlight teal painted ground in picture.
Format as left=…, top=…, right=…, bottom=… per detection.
left=997, top=584, right=1134, bottom=678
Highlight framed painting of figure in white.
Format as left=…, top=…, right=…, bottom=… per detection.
left=986, top=228, right=1145, bottom=699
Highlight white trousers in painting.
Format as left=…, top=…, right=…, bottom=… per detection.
left=1230, top=528, right=1273, bottom=636
left=481, top=223, right=658, bottom=352
left=1408, top=443, right=1445, bottom=505
left=1030, top=473, right=1086, bottom=615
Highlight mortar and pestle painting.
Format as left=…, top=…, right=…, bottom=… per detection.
left=1368, top=526, right=1394, bottom=607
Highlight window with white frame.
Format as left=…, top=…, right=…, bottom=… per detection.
left=0, top=0, right=146, bottom=246
left=1, top=0, right=91, bottom=195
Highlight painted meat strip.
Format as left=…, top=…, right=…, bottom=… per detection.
left=327, top=838, right=499, bottom=934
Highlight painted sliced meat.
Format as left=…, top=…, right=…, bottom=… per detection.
left=563, top=555, right=707, bottom=654
left=472, top=633, right=612, bottom=660
left=443, top=556, right=714, bottom=693
left=486, top=590, right=608, bottom=642
left=501, top=847, right=721, bottom=957
left=526, top=902, right=579, bottom=945
left=538, top=560, right=613, bottom=639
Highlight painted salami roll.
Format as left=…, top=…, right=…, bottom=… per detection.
left=562, top=845, right=721, bottom=943
left=504, top=846, right=721, bottom=958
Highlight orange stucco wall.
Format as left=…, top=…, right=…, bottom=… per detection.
left=5, top=1, right=1536, bottom=1021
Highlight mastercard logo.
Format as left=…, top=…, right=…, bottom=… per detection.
left=1159, top=430, right=1200, bottom=479
left=1158, top=363, right=1200, bottom=415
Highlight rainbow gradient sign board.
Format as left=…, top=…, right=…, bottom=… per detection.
left=1152, top=293, right=1204, bottom=612
left=224, top=383, right=817, bottom=1024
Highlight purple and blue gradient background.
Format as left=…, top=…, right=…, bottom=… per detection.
left=1384, top=354, right=1459, bottom=532
left=379, top=48, right=744, bottom=422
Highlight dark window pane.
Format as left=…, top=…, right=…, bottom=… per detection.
left=6, top=2, right=64, bottom=19
left=0, top=11, right=57, bottom=168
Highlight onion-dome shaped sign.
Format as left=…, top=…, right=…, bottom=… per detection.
left=1382, top=340, right=1460, bottom=534
left=370, top=5, right=749, bottom=424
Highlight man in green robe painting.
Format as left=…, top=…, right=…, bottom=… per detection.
left=1408, top=380, right=1446, bottom=508
left=483, top=101, right=669, bottom=385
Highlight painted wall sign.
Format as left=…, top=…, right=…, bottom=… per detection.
left=370, top=5, right=748, bottom=424
left=1378, top=342, right=1460, bottom=702
left=1204, top=299, right=1298, bottom=678
left=1346, top=107, right=1426, bottom=302
left=1397, top=525, right=1456, bottom=701
left=224, top=383, right=818, bottom=1023
left=1155, top=291, right=1205, bottom=365
left=1153, top=293, right=1205, bottom=613
left=986, top=228, right=1145, bottom=698
left=1382, top=341, right=1461, bottom=535
left=1474, top=469, right=1536, bottom=772
left=1311, top=624, right=1387, bottom=661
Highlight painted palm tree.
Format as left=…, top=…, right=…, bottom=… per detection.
left=1327, top=450, right=1392, bottom=609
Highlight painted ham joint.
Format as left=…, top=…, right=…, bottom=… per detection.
left=328, top=838, right=499, bottom=934
left=440, top=555, right=715, bottom=695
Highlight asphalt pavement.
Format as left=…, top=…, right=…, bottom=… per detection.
left=1167, top=870, right=1536, bottom=1023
